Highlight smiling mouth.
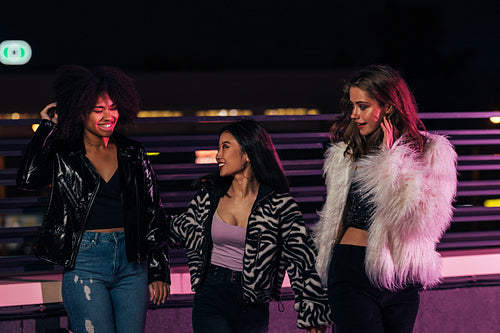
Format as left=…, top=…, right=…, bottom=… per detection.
left=98, top=123, right=115, bottom=130
left=218, top=163, right=225, bottom=168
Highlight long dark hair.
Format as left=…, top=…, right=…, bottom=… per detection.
left=53, top=64, right=140, bottom=140
left=213, top=119, right=289, bottom=195
left=329, top=65, right=426, bottom=160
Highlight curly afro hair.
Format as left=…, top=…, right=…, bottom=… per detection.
left=53, top=64, right=140, bottom=140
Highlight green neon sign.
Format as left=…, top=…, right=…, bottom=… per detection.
left=0, top=40, right=32, bottom=65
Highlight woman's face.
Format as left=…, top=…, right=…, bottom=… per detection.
left=349, top=87, right=384, bottom=136
left=82, top=92, right=119, bottom=139
left=216, top=131, right=250, bottom=177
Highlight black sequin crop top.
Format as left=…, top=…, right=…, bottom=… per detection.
left=344, top=179, right=374, bottom=231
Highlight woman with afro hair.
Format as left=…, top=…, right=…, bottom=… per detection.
left=17, top=65, right=170, bottom=333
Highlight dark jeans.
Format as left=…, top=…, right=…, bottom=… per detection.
left=192, top=264, right=269, bottom=333
left=328, top=244, right=422, bottom=333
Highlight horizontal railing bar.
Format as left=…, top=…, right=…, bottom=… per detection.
left=2, top=111, right=500, bottom=127
left=458, top=155, right=500, bottom=161
left=457, top=165, right=500, bottom=171
left=450, top=139, right=500, bottom=145
left=2, top=227, right=499, bottom=253
left=1, top=180, right=500, bottom=206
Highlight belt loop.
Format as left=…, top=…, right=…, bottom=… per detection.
left=231, top=271, right=237, bottom=283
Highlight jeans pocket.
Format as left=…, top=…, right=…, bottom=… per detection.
left=78, top=239, right=94, bottom=252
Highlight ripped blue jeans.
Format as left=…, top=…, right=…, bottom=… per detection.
left=62, top=231, right=148, bottom=333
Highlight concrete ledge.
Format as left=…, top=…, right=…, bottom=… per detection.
left=2, top=248, right=500, bottom=307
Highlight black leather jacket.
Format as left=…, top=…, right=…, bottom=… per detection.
left=17, top=120, right=170, bottom=284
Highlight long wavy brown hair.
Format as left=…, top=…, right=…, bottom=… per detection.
left=329, top=65, right=426, bottom=160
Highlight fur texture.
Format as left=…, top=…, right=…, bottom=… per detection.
left=313, top=132, right=457, bottom=290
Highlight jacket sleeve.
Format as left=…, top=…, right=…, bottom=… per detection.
left=141, top=147, right=171, bottom=284
left=166, top=189, right=208, bottom=250
left=16, top=119, right=57, bottom=190
left=312, top=143, right=352, bottom=286
left=356, top=134, right=457, bottom=289
left=280, top=198, right=332, bottom=329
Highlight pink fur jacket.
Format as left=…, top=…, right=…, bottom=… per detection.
left=313, top=132, right=457, bottom=290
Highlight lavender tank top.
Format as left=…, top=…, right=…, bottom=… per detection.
left=210, top=213, right=246, bottom=272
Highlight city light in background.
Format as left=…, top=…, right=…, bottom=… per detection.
left=0, top=40, right=32, bottom=65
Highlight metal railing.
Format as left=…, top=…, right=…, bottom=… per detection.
left=0, top=113, right=499, bottom=275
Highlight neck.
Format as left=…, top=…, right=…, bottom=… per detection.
left=229, top=175, right=259, bottom=198
left=84, top=133, right=111, bottom=149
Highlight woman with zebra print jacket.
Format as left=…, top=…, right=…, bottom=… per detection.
left=167, top=119, right=331, bottom=332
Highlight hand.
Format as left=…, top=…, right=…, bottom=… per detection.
left=40, top=102, right=58, bottom=124
left=380, top=116, right=393, bottom=150
left=306, top=325, right=329, bottom=333
left=148, top=281, right=170, bottom=305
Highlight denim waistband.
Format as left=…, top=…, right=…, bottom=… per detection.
left=207, top=264, right=242, bottom=284
left=82, top=230, right=125, bottom=241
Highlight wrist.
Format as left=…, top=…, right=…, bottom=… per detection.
left=40, top=118, right=57, bottom=128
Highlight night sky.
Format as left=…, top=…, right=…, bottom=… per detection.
left=1, top=0, right=499, bottom=111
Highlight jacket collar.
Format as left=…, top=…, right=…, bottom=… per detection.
left=65, top=132, right=134, bottom=158
left=255, top=184, right=274, bottom=204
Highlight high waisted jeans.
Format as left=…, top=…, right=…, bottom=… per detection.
left=192, top=264, right=270, bottom=333
left=61, top=231, right=148, bottom=333
left=328, top=244, right=422, bottom=333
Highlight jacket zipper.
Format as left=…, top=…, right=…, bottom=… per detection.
left=70, top=162, right=100, bottom=267
left=58, top=178, right=79, bottom=208
left=245, top=189, right=273, bottom=269
left=256, top=232, right=263, bottom=263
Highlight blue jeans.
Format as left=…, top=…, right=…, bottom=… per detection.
left=192, top=264, right=269, bottom=333
left=61, top=231, right=148, bottom=333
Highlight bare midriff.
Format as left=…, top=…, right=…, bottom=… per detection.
left=87, top=227, right=124, bottom=233
left=339, top=227, right=368, bottom=247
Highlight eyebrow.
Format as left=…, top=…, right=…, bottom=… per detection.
left=93, top=103, right=116, bottom=108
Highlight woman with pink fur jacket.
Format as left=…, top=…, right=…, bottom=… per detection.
left=313, top=65, right=457, bottom=333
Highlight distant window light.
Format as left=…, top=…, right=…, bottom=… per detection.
left=0, top=40, right=32, bottom=65
left=484, top=199, right=500, bottom=208
left=490, top=116, right=500, bottom=124
left=195, top=150, right=217, bottom=164
left=138, top=110, right=183, bottom=118
left=195, top=109, right=253, bottom=117
left=32, top=124, right=39, bottom=132
left=264, top=108, right=320, bottom=116
left=0, top=113, right=48, bottom=120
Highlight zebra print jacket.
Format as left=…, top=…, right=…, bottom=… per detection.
left=167, top=177, right=331, bottom=328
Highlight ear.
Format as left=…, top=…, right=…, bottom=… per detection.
left=385, top=105, right=394, bottom=115
left=241, top=150, right=250, bottom=162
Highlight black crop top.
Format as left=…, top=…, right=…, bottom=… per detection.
left=344, top=179, right=374, bottom=231
left=85, top=170, right=124, bottom=230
